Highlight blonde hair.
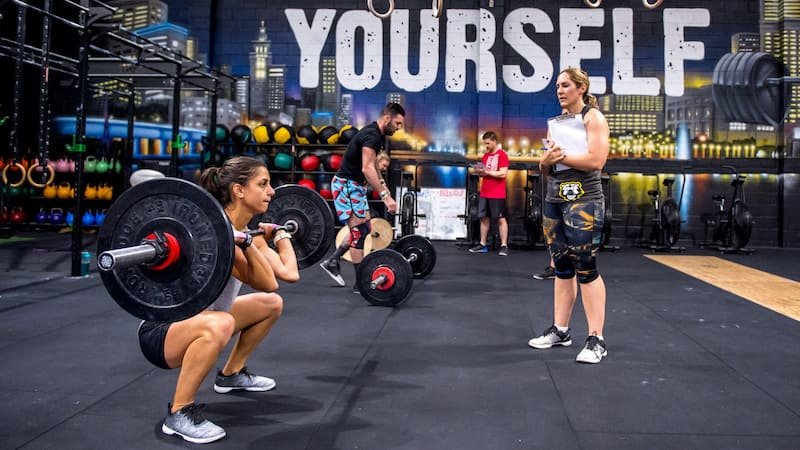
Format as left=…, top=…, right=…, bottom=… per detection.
left=560, top=67, right=598, bottom=108
left=376, top=151, right=390, bottom=165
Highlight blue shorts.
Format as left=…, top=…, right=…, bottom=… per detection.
left=332, top=176, right=369, bottom=223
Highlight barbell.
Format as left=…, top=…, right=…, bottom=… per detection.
left=712, top=51, right=800, bottom=127
left=96, top=178, right=335, bottom=322
left=355, top=235, right=437, bottom=307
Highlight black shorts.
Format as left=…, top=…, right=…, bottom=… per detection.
left=138, top=321, right=172, bottom=370
left=477, top=197, right=507, bottom=219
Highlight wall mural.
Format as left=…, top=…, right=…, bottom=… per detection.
left=75, top=0, right=800, bottom=245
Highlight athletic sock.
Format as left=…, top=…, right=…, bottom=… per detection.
left=555, top=325, right=569, bottom=332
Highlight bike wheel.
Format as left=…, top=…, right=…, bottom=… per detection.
left=730, top=199, right=753, bottom=248
left=660, top=199, right=681, bottom=247
left=400, top=192, right=415, bottom=236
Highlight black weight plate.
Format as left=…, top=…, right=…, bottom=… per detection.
left=711, top=53, right=735, bottom=122
left=251, top=184, right=335, bottom=269
left=734, top=52, right=764, bottom=124
left=357, top=249, right=414, bottom=307
left=749, top=52, right=786, bottom=126
left=97, top=178, right=234, bottom=322
left=731, top=199, right=753, bottom=249
left=393, top=234, right=437, bottom=278
left=660, top=198, right=681, bottom=247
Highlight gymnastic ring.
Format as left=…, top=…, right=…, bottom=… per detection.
left=643, top=0, right=663, bottom=8
left=583, top=0, right=602, bottom=7
left=26, top=163, right=56, bottom=188
left=367, top=0, right=394, bottom=19
left=432, top=0, right=443, bottom=18
left=2, top=162, right=27, bottom=188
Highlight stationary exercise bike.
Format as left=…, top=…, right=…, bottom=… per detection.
left=638, top=172, right=686, bottom=252
left=701, top=165, right=754, bottom=254
left=398, top=169, right=425, bottom=237
left=517, top=171, right=544, bottom=248
left=599, top=173, right=620, bottom=251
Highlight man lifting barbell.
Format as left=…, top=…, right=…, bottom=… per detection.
left=320, top=103, right=403, bottom=293
left=136, top=157, right=298, bottom=444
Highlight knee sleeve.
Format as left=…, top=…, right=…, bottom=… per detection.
left=349, top=222, right=371, bottom=249
left=574, top=250, right=599, bottom=284
left=550, top=243, right=575, bottom=279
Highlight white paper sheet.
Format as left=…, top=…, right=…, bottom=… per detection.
left=547, top=114, right=588, bottom=172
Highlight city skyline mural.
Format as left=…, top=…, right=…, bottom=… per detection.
left=145, top=0, right=798, bottom=159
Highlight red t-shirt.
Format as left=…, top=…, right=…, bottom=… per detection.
left=480, top=148, right=509, bottom=199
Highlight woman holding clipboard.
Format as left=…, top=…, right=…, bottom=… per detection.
left=527, top=68, right=611, bottom=364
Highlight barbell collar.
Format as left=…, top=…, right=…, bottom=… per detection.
left=98, top=243, right=159, bottom=271
left=406, top=253, right=418, bottom=263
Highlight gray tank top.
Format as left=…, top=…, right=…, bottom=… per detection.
left=546, top=105, right=604, bottom=203
left=207, top=275, right=243, bottom=313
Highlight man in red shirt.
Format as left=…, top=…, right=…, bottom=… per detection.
left=469, top=131, right=510, bottom=256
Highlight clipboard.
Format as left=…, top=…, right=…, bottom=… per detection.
left=547, top=113, right=588, bottom=172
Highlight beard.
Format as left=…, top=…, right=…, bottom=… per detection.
left=384, top=124, right=397, bottom=136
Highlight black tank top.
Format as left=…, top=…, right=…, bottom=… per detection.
left=546, top=105, right=604, bottom=203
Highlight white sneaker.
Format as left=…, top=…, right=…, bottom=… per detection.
left=528, top=325, right=572, bottom=349
left=214, top=367, right=276, bottom=393
left=575, top=336, right=607, bottom=364
left=320, top=258, right=346, bottom=286
left=162, top=403, right=226, bottom=444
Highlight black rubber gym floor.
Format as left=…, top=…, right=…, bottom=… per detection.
left=1, top=234, right=799, bottom=449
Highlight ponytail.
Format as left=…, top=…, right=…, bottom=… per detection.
left=584, top=93, right=598, bottom=109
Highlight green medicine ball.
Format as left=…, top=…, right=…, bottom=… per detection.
left=273, top=152, right=294, bottom=170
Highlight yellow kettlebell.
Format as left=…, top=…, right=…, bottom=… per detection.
left=84, top=183, right=98, bottom=200
left=57, top=182, right=72, bottom=199
left=43, top=183, right=57, bottom=199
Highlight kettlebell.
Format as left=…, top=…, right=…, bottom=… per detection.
left=50, top=208, right=64, bottom=224
left=96, top=157, right=110, bottom=174
left=98, top=184, right=113, bottom=200
left=0, top=207, right=8, bottom=223
left=55, top=158, right=70, bottom=173
left=10, top=207, right=26, bottom=224
left=43, top=183, right=57, bottom=199
left=65, top=211, right=74, bottom=227
left=82, top=210, right=95, bottom=226
left=84, top=156, right=97, bottom=173
left=114, top=158, right=122, bottom=174
left=35, top=208, right=50, bottom=224
left=8, top=185, right=22, bottom=197
left=57, top=182, right=72, bottom=199
left=94, top=209, right=106, bottom=226
left=84, top=184, right=98, bottom=200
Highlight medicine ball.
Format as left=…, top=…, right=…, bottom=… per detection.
left=297, top=178, right=316, bottom=190
left=326, top=153, right=343, bottom=171
left=299, top=152, right=321, bottom=172
left=339, top=125, right=358, bottom=145
left=230, top=125, right=252, bottom=146
left=296, top=125, right=317, bottom=145
left=273, top=125, right=294, bottom=145
left=253, top=125, right=270, bottom=144
left=318, top=181, right=333, bottom=199
left=273, top=152, right=294, bottom=170
left=317, top=126, right=339, bottom=145
left=214, top=125, right=230, bottom=142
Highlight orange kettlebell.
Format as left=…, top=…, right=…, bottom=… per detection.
left=84, top=183, right=98, bottom=200
left=43, top=183, right=57, bottom=199
left=57, top=182, right=72, bottom=199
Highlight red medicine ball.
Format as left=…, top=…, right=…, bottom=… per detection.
left=297, top=179, right=316, bottom=190
left=300, top=154, right=320, bottom=172
left=327, top=154, right=343, bottom=171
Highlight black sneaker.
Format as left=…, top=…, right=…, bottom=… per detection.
left=162, top=403, right=226, bottom=444
left=528, top=325, right=572, bottom=349
left=352, top=284, right=360, bottom=295
left=533, top=266, right=555, bottom=280
left=498, top=245, right=509, bottom=256
left=320, top=258, right=346, bottom=286
left=575, top=335, right=608, bottom=364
